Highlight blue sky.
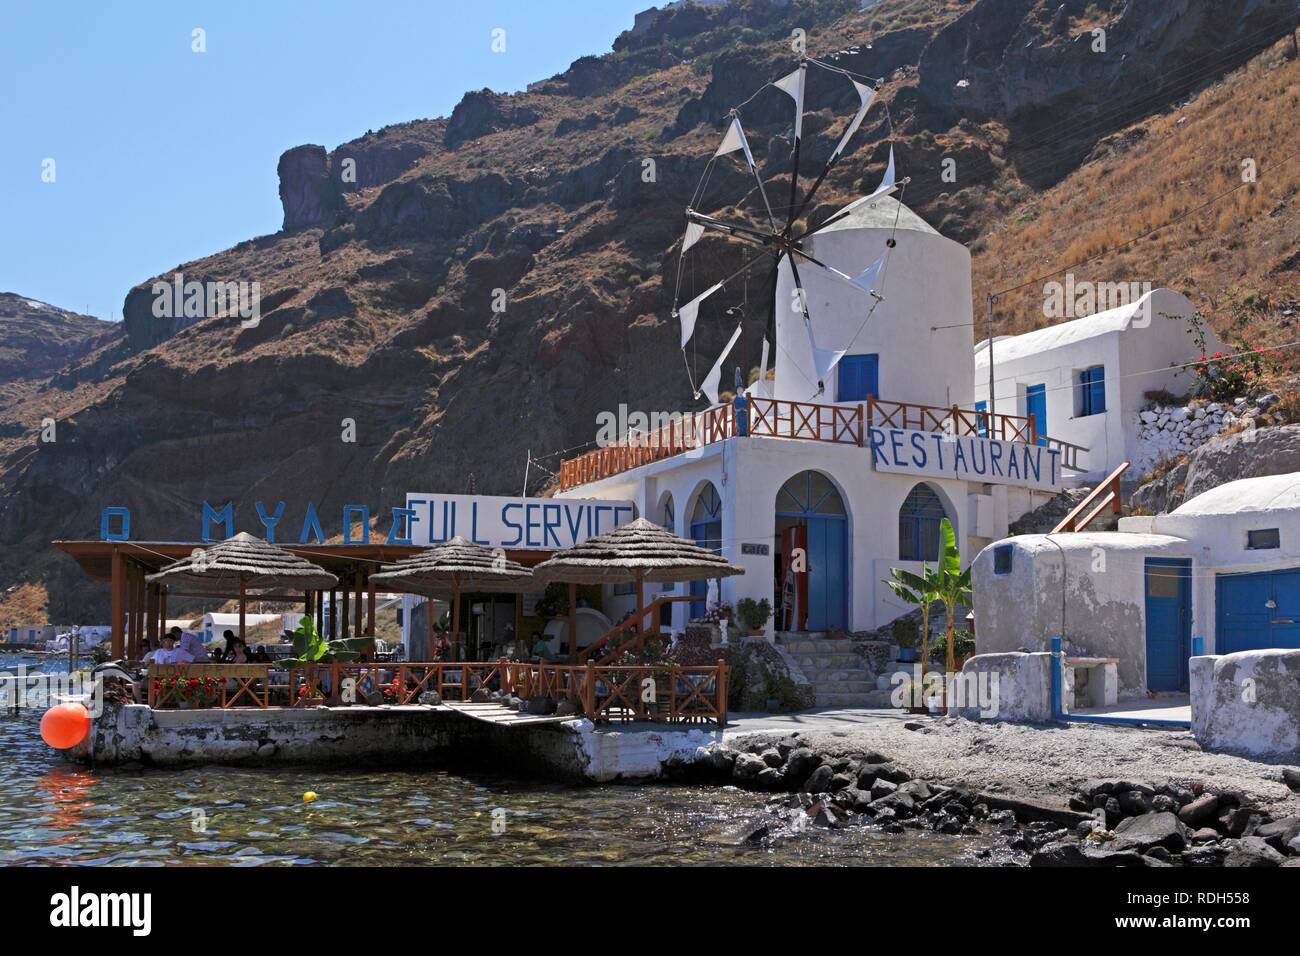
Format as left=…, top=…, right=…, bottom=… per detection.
left=0, top=0, right=654, bottom=319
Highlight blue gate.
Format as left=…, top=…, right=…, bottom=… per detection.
left=1145, top=558, right=1191, bottom=692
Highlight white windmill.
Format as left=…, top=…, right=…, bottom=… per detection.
left=672, top=55, right=908, bottom=404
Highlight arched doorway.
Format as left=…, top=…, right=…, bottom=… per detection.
left=689, top=483, right=722, bottom=619
left=776, top=471, right=847, bottom=631
left=899, top=483, right=948, bottom=562
left=657, top=492, right=676, bottom=627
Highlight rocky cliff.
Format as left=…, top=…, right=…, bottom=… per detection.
left=3, top=0, right=1298, bottom=623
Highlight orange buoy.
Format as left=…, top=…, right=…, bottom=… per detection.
left=40, top=702, right=90, bottom=750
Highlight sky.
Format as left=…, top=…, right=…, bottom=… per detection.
left=0, top=0, right=655, bottom=320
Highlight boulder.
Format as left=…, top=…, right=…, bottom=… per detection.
left=785, top=748, right=821, bottom=784
left=870, top=778, right=899, bottom=800
left=1110, top=812, right=1189, bottom=853
left=801, top=764, right=835, bottom=794
left=1178, top=793, right=1219, bottom=827
left=1255, top=817, right=1300, bottom=853
left=1223, top=836, right=1285, bottom=867
left=732, top=752, right=767, bottom=783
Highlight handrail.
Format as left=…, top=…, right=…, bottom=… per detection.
left=1052, top=461, right=1130, bottom=532
left=578, top=594, right=695, bottom=665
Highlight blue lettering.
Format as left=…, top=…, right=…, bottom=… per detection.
left=387, top=507, right=415, bottom=545
left=564, top=505, right=584, bottom=545
left=910, top=432, right=928, bottom=468
left=202, top=501, right=234, bottom=543
left=298, top=501, right=325, bottom=545
left=502, top=503, right=523, bottom=546
left=470, top=502, right=489, bottom=545
left=1006, top=445, right=1021, bottom=479
left=100, top=507, right=131, bottom=542
left=1049, top=449, right=1061, bottom=486
left=869, top=427, right=887, bottom=466
left=989, top=442, right=1003, bottom=476
left=343, top=504, right=371, bottom=544
left=889, top=429, right=905, bottom=466
left=1023, top=445, right=1041, bottom=483
left=929, top=434, right=946, bottom=471
left=542, top=503, right=562, bottom=547
left=525, top=503, right=542, bottom=547
left=255, top=500, right=286, bottom=543
left=952, top=440, right=967, bottom=476
left=969, top=439, right=987, bottom=476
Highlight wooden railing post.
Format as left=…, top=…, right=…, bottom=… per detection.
left=499, top=656, right=511, bottom=695
left=856, top=403, right=864, bottom=446
left=717, top=659, right=728, bottom=727
left=584, top=660, right=595, bottom=717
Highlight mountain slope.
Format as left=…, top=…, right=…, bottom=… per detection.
left=2, top=0, right=1298, bottom=624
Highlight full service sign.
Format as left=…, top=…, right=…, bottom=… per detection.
left=405, top=494, right=635, bottom=550
left=869, top=427, right=1063, bottom=493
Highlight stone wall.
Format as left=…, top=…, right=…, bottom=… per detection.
left=1133, top=401, right=1238, bottom=475
left=957, top=652, right=1054, bottom=723
left=1190, top=650, right=1300, bottom=757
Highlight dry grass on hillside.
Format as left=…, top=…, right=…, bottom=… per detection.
left=974, top=38, right=1300, bottom=365
left=0, top=582, right=49, bottom=630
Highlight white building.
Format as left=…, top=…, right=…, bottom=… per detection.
left=973, top=289, right=1224, bottom=482
left=5, top=625, right=58, bottom=646
left=558, top=196, right=1089, bottom=636
left=973, top=472, right=1300, bottom=698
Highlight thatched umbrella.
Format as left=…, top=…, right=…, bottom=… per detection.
left=531, top=517, right=744, bottom=649
left=368, top=536, right=535, bottom=659
left=145, top=532, right=338, bottom=640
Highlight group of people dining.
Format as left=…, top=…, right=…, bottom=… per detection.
left=146, top=626, right=274, bottom=665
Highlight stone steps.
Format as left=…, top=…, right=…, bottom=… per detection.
left=778, top=633, right=898, bottom=709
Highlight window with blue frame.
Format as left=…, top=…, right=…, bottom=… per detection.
left=975, top=400, right=988, bottom=437
left=993, top=544, right=1014, bottom=574
left=837, top=353, right=879, bottom=402
left=899, top=484, right=947, bottom=562
left=1076, top=365, right=1106, bottom=417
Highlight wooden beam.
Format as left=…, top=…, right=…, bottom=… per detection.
left=342, top=575, right=351, bottom=640
left=366, top=573, right=376, bottom=637
left=568, top=582, right=578, bottom=664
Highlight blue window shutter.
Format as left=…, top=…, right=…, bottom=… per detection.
left=975, top=400, right=988, bottom=437
left=837, top=354, right=879, bottom=402
left=1088, top=366, right=1106, bottom=414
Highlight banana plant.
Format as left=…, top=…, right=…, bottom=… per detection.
left=277, top=615, right=374, bottom=668
left=934, top=517, right=973, bottom=676
left=884, top=562, right=938, bottom=708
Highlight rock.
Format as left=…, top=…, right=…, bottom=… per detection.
left=755, top=768, right=785, bottom=791
left=801, top=764, right=835, bottom=794
left=1150, top=794, right=1176, bottom=813
left=870, top=779, right=898, bottom=800
left=732, top=753, right=767, bottom=783
left=1118, top=790, right=1150, bottom=816
left=760, top=749, right=784, bottom=768
left=1219, top=806, right=1258, bottom=838
left=899, top=780, right=933, bottom=801
left=470, top=688, right=491, bottom=703
left=1223, top=836, right=1285, bottom=867
left=873, top=792, right=917, bottom=816
left=1030, top=840, right=1146, bottom=867
left=829, top=772, right=854, bottom=793
left=707, top=747, right=736, bottom=775
left=1182, top=844, right=1229, bottom=866
left=1255, top=817, right=1300, bottom=852
left=776, top=737, right=800, bottom=760
left=525, top=695, right=556, bottom=715
left=1282, top=767, right=1300, bottom=792
left=1111, top=812, right=1189, bottom=853
left=1190, top=827, right=1220, bottom=843
left=785, top=748, right=821, bottom=784
left=1178, top=793, right=1219, bottom=827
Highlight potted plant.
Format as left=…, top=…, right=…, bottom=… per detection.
left=892, top=616, right=919, bottom=663
left=735, top=597, right=771, bottom=636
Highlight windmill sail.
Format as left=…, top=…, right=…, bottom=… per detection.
left=677, top=282, right=722, bottom=349
left=773, top=66, right=806, bottom=141
left=698, top=323, right=744, bottom=405
left=831, top=80, right=875, bottom=160
left=714, top=116, right=756, bottom=168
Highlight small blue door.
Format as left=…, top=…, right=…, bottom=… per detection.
left=1216, top=568, right=1300, bottom=653
left=1145, top=559, right=1191, bottom=691
left=805, top=517, right=847, bottom=630
left=1025, top=384, right=1047, bottom=446
left=837, top=354, right=879, bottom=403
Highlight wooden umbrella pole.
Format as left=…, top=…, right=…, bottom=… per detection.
left=452, top=582, right=461, bottom=662
left=635, top=570, right=645, bottom=639
left=239, top=577, right=247, bottom=642
left=426, top=595, right=434, bottom=660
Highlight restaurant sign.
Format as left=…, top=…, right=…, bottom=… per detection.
left=869, top=427, right=1064, bottom=493
left=405, top=493, right=635, bottom=550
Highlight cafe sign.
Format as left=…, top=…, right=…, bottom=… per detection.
left=405, top=493, right=635, bottom=550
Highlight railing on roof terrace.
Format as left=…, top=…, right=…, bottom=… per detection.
left=557, top=395, right=1088, bottom=491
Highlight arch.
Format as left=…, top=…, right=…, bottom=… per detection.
left=899, top=482, right=949, bottom=562
left=776, top=470, right=848, bottom=631
left=687, top=481, right=723, bottom=619
left=656, top=491, right=676, bottom=533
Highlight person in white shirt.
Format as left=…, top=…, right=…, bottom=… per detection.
left=178, top=629, right=207, bottom=662
left=152, top=632, right=190, bottom=664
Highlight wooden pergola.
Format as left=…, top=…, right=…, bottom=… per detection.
left=53, top=539, right=562, bottom=661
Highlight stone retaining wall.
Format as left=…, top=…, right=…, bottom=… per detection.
left=1190, top=650, right=1300, bottom=757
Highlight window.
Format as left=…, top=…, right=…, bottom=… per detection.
left=1247, top=528, right=1280, bottom=550
left=993, top=545, right=1013, bottom=575
left=899, top=484, right=947, bottom=562
left=974, top=400, right=988, bottom=437
left=837, top=354, right=879, bottom=402
left=1076, top=365, right=1106, bottom=417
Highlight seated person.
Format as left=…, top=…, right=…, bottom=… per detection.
left=177, top=628, right=208, bottom=663
left=250, top=644, right=273, bottom=664
left=152, top=632, right=190, bottom=665
left=217, top=631, right=251, bottom=664
left=530, top=631, right=550, bottom=662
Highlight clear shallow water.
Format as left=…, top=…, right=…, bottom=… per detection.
left=0, top=657, right=1001, bottom=866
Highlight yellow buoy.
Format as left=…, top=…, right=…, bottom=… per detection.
left=303, top=791, right=317, bottom=803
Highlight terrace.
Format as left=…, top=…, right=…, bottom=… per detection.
left=558, top=395, right=1089, bottom=492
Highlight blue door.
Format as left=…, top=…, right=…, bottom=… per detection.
left=1216, top=568, right=1300, bottom=653
left=776, top=471, right=847, bottom=631
left=1145, top=559, right=1191, bottom=691
left=837, top=354, right=878, bottom=403
left=1025, top=384, right=1047, bottom=446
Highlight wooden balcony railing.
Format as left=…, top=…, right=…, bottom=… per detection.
left=578, top=594, right=695, bottom=665
left=558, top=395, right=1091, bottom=491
